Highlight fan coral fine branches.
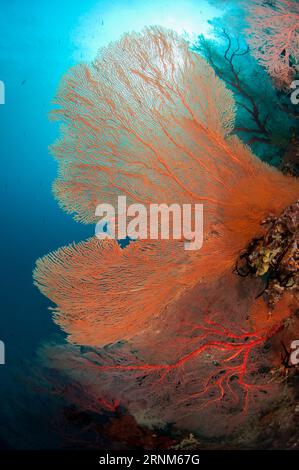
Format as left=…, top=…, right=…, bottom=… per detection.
left=246, top=0, right=299, bottom=90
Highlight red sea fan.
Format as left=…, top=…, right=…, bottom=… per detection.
left=34, top=27, right=299, bottom=347
left=246, top=0, right=299, bottom=90
left=38, top=271, right=299, bottom=438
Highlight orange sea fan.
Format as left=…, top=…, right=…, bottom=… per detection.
left=246, top=0, right=299, bottom=90
left=34, top=27, right=299, bottom=347
left=37, top=271, right=298, bottom=437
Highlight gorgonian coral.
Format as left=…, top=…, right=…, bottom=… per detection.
left=246, top=0, right=299, bottom=90
left=34, top=27, right=298, bottom=347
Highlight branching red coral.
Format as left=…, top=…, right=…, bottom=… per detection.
left=34, top=27, right=299, bottom=347
left=246, top=0, right=299, bottom=90
left=95, top=317, right=277, bottom=414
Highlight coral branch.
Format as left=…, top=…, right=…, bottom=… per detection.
left=34, top=28, right=299, bottom=347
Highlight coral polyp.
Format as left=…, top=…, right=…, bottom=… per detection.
left=34, top=28, right=298, bottom=347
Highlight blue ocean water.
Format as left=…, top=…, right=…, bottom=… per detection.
left=0, top=3, right=223, bottom=448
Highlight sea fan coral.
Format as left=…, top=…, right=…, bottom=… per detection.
left=37, top=271, right=299, bottom=438
left=34, top=27, right=298, bottom=347
left=246, top=0, right=299, bottom=90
